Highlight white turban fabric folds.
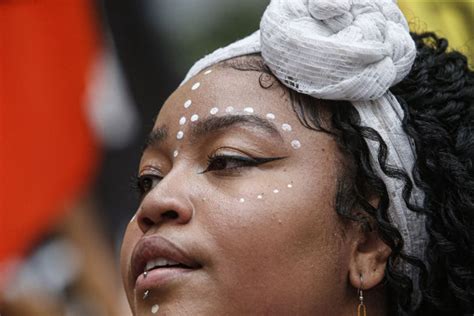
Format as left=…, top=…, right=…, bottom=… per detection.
left=260, top=0, right=416, bottom=100
left=183, top=0, right=427, bottom=308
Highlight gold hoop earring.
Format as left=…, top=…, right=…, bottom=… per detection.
left=358, top=274, right=367, bottom=316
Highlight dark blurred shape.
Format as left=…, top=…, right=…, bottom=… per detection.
left=93, top=1, right=177, bottom=244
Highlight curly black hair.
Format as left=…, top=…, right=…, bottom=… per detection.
left=221, top=32, right=474, bottom=315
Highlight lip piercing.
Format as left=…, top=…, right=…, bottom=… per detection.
left=143, top=290, right=149, bottom=299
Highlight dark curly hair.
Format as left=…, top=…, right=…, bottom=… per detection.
left=220, top=32, right=474, bottom=315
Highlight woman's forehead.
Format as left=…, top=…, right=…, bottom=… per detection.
left=139, top=67, right=333, bottom=159
left=157, top=67, right=295, bottom=126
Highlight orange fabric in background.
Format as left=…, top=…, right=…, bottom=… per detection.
left=0, top=1, right=100, bottom=264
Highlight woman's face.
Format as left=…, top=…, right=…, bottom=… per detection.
left=121, top=67, right=357, bottom=315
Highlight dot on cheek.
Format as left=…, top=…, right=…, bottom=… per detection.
left=177, top=131, right=184, bottom=140
left=291, top=140, right=301, bottom=149
left=191, top=114, right=199, bottom=122
left=191, top=82, right=201, bottom=90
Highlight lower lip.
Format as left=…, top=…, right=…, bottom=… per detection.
left=135, top=267, right=196, bottom=292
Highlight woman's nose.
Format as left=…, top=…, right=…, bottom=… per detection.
left=136, top=181, right=193, bottom=234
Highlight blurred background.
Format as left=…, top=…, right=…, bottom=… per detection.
left=0, top=1, right=472, bottom=315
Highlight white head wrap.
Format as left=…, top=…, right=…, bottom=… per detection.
left=183, top=0, right=427, bottom=308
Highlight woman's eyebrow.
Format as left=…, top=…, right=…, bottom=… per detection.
left=190, top=114, right=283, bottom=142
left=143, top=126, right=168, bottom=152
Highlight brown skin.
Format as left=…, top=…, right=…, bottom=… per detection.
left=121, top=67, right=391, bottom=315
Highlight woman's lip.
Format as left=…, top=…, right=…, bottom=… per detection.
left=135, top=266, right=197, bottom=292
left=130, top=235, right=201, bottom=286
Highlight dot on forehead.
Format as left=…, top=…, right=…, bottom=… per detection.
left=184, top=100, right=192, bottom=108
left=282, top=123, right=292, bottom=132
left=243, top=107, right=254, bottom=114
left=191, top=82, right=201, bottom=90
left=266, top=113, right=275, bottom=120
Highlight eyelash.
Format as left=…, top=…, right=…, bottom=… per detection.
left=202, top=154, right=268, bottom=174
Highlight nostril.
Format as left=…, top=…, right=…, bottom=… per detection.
left=142, top=217, right=154, bottom=227
left=161, top=210, right=179, bottom=220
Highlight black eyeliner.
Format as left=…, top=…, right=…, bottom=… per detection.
left=200, top=155, right=287, bottom=174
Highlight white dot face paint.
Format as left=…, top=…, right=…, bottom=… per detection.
left=266, top=113, right=275, bottom=120
left=273, top=189, right=279, bottom=194
left=210, top=107, right=219, bottom=115
left=151, top=304, right=159, bottom=314
left=173, top=150, right=179, bottom=158
left=190, top=114, right=199, bottom=122
left=184, top=100, right=192, bottom=108
left=287, top=183, right=293, bottom=188
left=239, top=198, right=245, bottom=203
left=204, top=69, right=212, bottom=75
left=257, top=195, right=263, bottom=199
left=179, top=116, right=186, bottom=125
left=225, top=106, right=234, bottom=113
left=291, top=140, right=301, bottom=149
left=243, top=107, right=254, bottom=114
left=191, top=82, right=201, bottom=90
left=281, top=123, right=292, bottom=132
left=177, top=131, right=184, bottom=140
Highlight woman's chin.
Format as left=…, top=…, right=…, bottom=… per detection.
left=130, top=275, right=218, bottom=315
left=132, top=295, right=218, bottom=316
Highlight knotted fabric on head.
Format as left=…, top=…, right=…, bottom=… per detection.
left=260, top=0, right=416, bottom=100
left=183, top=0, right=427, bottom=308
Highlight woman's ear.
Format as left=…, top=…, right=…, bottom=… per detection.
left=348, top=226, right=392, bottom=290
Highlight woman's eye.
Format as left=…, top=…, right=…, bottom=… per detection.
left=205, top=155, right=257, bottom=172
left=136, top=174, right=162, bottom=197
left=202, top=154, right=286, bottom=173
